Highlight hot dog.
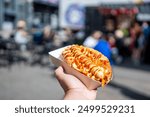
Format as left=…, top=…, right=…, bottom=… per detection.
left=62, top=45, right=112, bottom=87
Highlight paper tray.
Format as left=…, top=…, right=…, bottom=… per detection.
left=49, top=46, right=102, bottom=90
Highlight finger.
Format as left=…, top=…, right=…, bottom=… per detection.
left=55, top=66, right=69, bottom=91
left=55, top=66, right=66, bottom=80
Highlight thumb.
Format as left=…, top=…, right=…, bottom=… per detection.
left=55, top=66, right=66, bottom=81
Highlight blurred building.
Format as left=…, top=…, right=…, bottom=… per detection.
left=0, top=0, right=29, bottom=30
left=58, top=0, right=150, bottom=33
left=0, top=0, right=58, bottom=31
left=33, top=0, right=58, bottom=29
left=85, top=1, right=150, bottom=35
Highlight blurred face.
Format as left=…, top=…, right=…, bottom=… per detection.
left=109, top=36, right=116, bottom=45
left=93, top=32, right=101, bottom=40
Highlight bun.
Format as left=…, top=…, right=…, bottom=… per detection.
left=62, top=45, right=112, bottom=86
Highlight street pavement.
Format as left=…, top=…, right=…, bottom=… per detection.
left=0, top=64, right=150, bottom=100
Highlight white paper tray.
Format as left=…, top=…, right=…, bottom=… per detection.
left=49, top=46, right=103, bottom=90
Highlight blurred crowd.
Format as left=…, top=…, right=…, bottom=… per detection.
left=0, top=20, right=76, bottom=67
left=0, top=19, right=150, bottom=67
left=84, top=21, right=150, bottom=66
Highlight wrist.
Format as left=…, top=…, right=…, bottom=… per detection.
left=64, top=89, right=97, bottom=100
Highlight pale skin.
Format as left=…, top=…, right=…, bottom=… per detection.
left=55, top=66, right=97, bottom=100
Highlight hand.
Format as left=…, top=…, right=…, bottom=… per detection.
left=55, top=66, right=97, bottom=100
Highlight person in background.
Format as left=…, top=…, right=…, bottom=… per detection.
left=58, top=28, right=74, bottom=46
left=42, top=25, right=55, bottom=44
left=83, top=31, right=102, bottom=48
left=131, top=22, right=142, bottom=65
left=108, top=34, right=119, bottom=64
left=14, top=20, right=28, bottom=51
left=94, top=33, right=113, bottom=64
left=32, top=25, right=43, bottom=45
left=143, top=22, right=150, bottom=64
left=42, top=25, right=55, bottom=51
left=114, top=29, right=124, bottom=63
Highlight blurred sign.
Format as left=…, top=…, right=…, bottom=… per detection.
left=137, top=13, right=150, bottom=21
left=35, top=0, right=59, bottom=5
left=59, top=0, right=85, bottom=29
left=98, top=0, right=133, bottom=4
left=65, top=4, right=85, bottom=28
left=99, top=7, right=139, bottom=15
left=142, top=0, right=150, bottom=3
left=98, top=0, right=149, bottom=4
left=133, top=0, right=143, bottom=4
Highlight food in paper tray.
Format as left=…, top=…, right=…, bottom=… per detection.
left=62, top=45, right=112, bottom=87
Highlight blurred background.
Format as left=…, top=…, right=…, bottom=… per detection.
left=0, top=0, right=150, bottom=100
